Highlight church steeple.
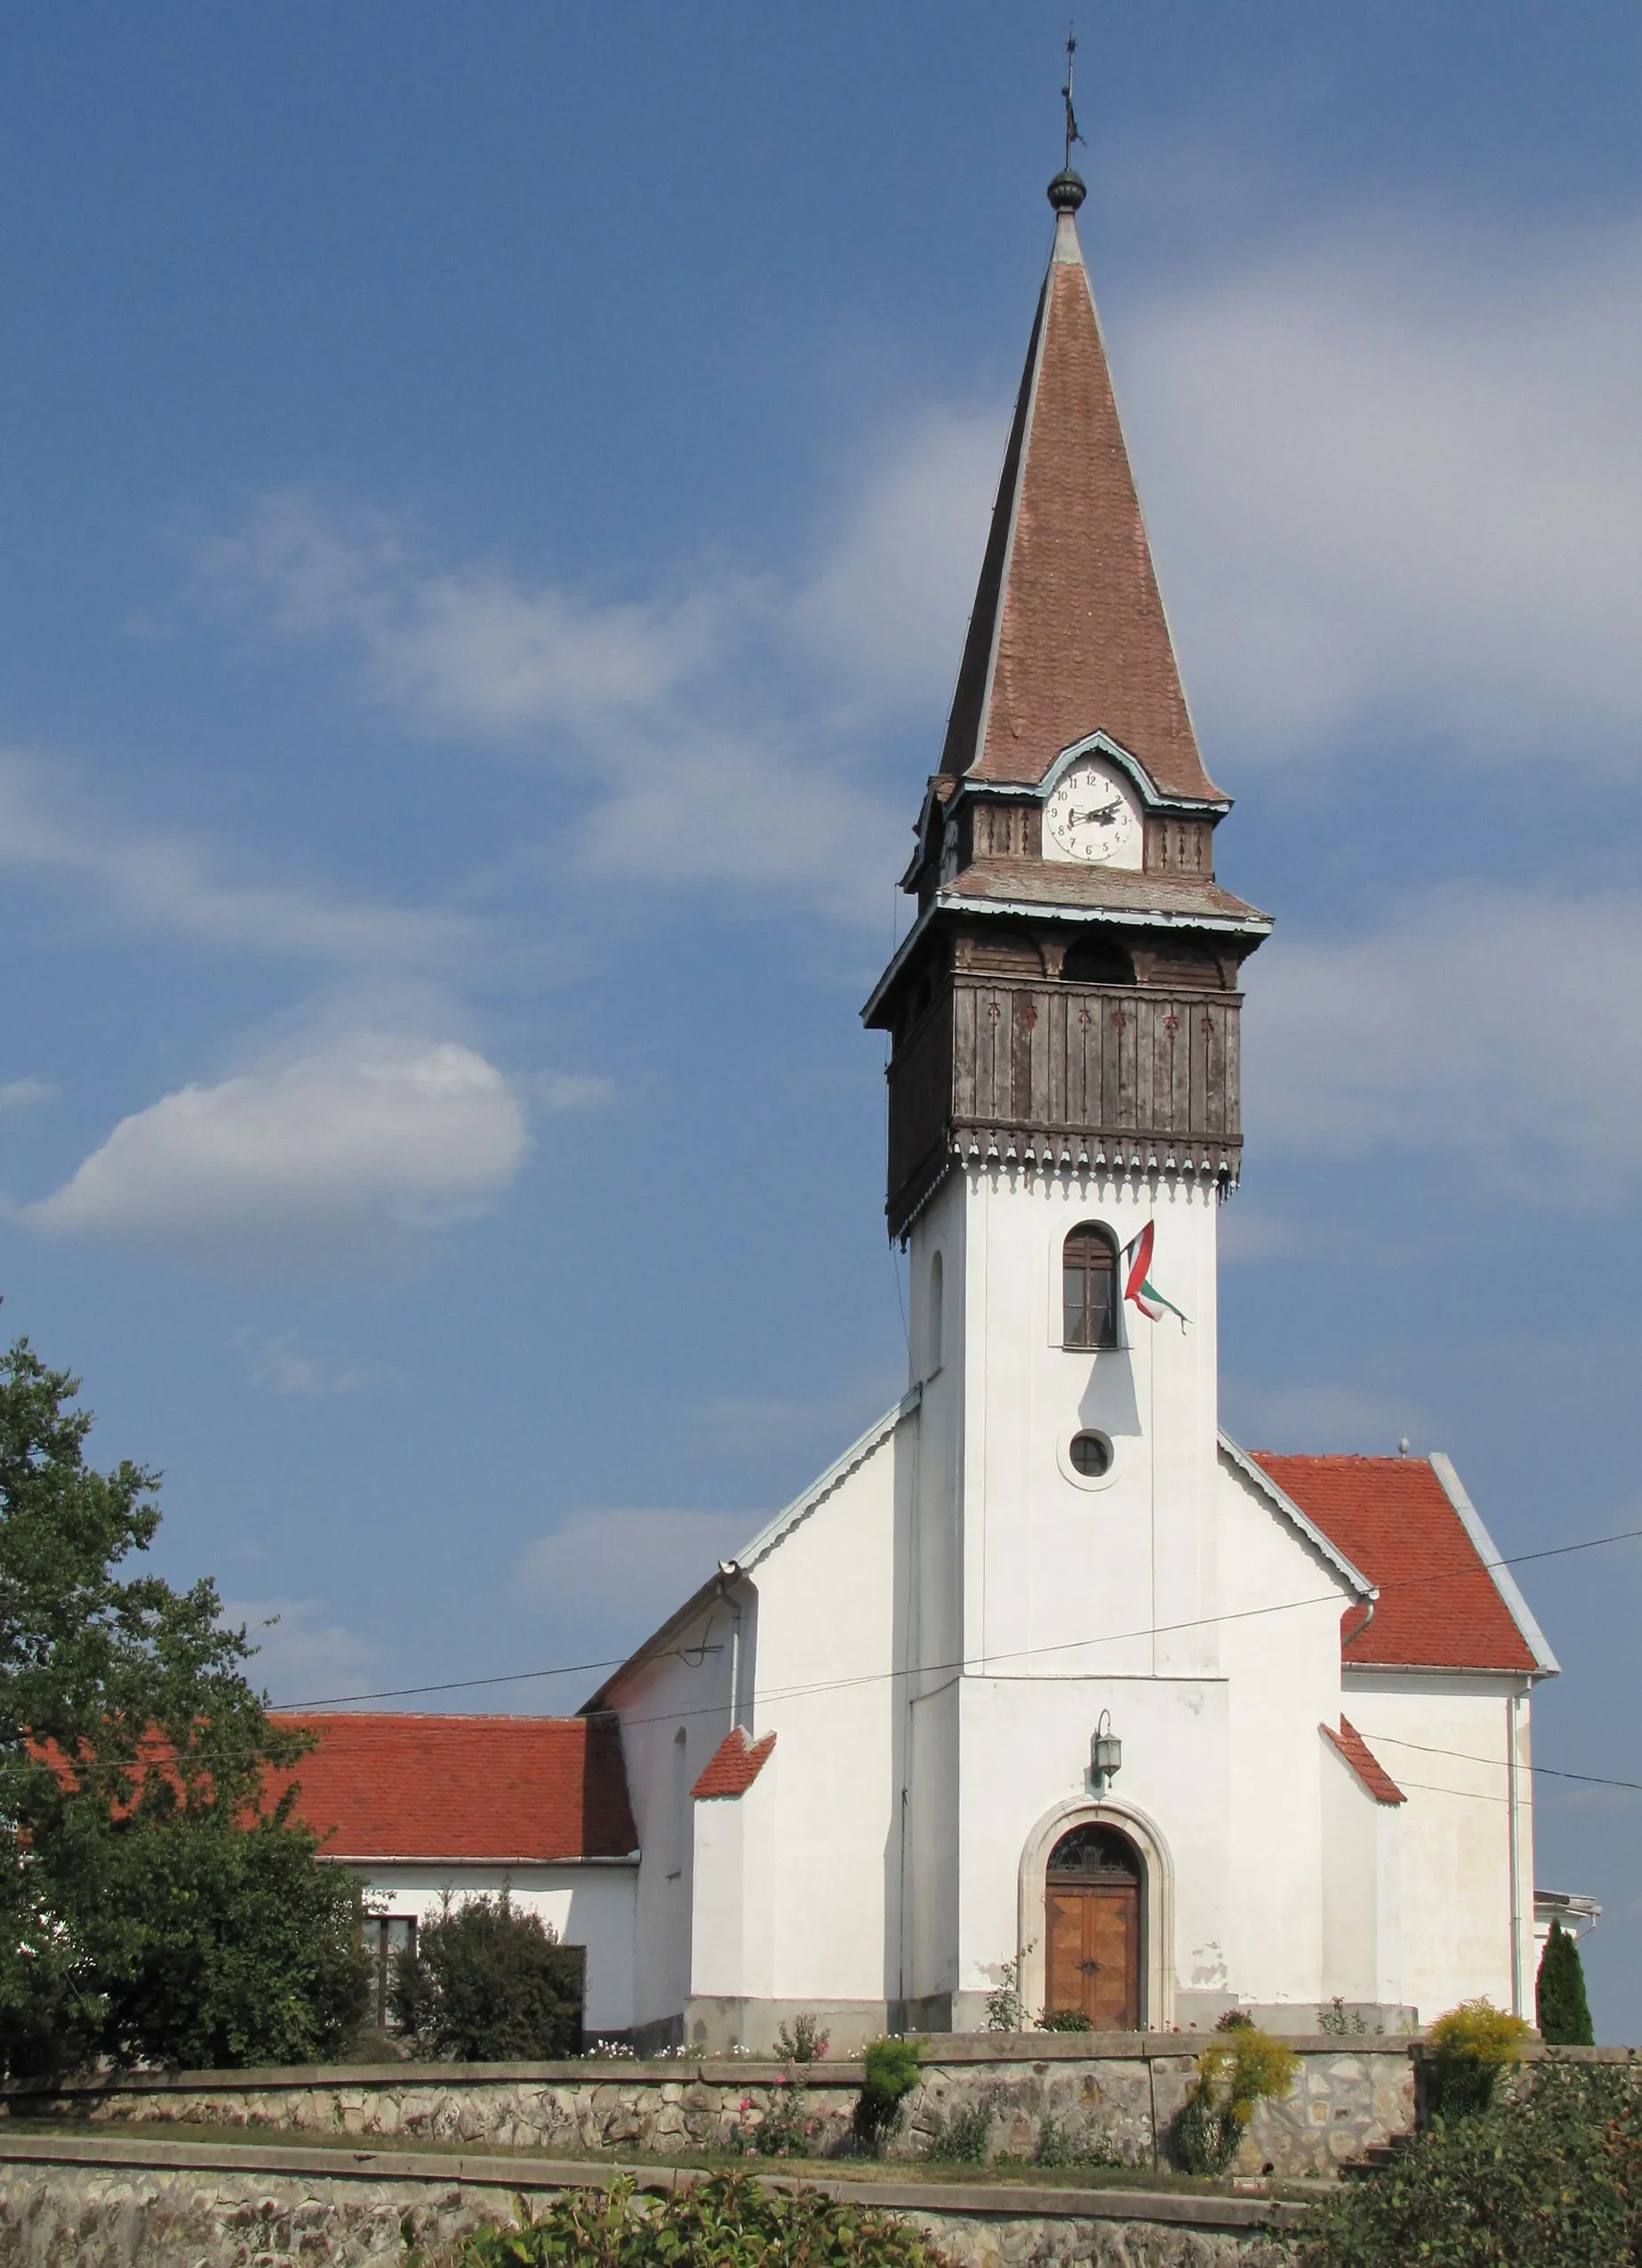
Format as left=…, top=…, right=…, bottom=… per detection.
left=940, top=176, right=1222, bottom=803
left=864, top=166, right=1271, bottom=1240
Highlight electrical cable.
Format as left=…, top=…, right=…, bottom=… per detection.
left=276, top=1515, right=1642, bottom=1762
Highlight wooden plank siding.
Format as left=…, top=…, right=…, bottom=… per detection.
left=886, top=976, right=1241, bottom=1236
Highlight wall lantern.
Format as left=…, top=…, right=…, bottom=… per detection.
left=1090, top=1711, right=1122, bottom=1792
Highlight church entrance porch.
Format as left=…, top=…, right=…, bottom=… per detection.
left=1045, top=1823, right=1142, bottom=2029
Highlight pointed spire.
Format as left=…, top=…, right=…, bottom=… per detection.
left=939, top=183, right=1223, bottom=803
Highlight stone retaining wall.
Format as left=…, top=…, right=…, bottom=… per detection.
left=0, top=2134, right=1302, bottom=2268
left=2, top=2035, right=1418, bottom=2183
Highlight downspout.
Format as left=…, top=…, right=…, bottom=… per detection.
left=1508, top=1688, right=1524, bottom=2019
left=718, top=1562, right=743, bottom=1734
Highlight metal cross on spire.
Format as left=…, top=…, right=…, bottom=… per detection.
left=1061, top=25, right=1086, bottom=171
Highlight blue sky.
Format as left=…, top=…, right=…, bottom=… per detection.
left=4, top=2, right=1642, bottom=2031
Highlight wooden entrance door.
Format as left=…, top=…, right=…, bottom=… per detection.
left=1044, top=1824, right=1142, bottom=2029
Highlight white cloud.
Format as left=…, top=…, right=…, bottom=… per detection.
left=0, top=749, right=470, bottom=971
left=520, top=1069, right=618, bottom=1113
left=26, top=1029, right=529, bottom=1254
left=201, top=492, right=731, bottom=736
left=1122, top=213, right=1642, bottom=761
left=0, top=1077, right=57, bottom=1116
left=1246, top=882, right=1642, bottom=1190
left=191, top=424, right=998, bottom=927
left=789, top=410, right=1000, bottom=710
left=237, top=1328, right=378, bottom=1397
left=518, top=1508, right=751, bottom=1639
left=225, top=1596, right=385, bottom=1707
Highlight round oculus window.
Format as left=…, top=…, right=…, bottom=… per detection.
left=1069, top=1430, right=1114, bottom=1478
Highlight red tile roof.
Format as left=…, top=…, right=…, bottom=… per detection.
left=939, top=211, right=1222, bottom=804
left=692, top=1727, right=776, bottom=1801
left=268, top=1712, right=637, bottom=1862
left=1321, top=1718, right=1407, bottom=1805
left=1251, top=1454, right=1536, bottom=1674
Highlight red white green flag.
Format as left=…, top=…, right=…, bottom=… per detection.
left=1122, top=1222, right=1190, bottom=1328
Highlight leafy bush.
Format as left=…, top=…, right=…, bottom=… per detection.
left=726, top=2077, right=815, bottom=2158
left=1035, top=2113, right=1129, bottom=2169
left=855, top=2036, right=923, bottom=2151
left=1037, top=2006, right=1095, bottom=2032
left=1170, top=2025, right=1299, bottom=2175
left=1535, top=1920, right=1594, bottom=2047
left=923, top=2093, right=1001, bottom=2164
left=389, top=1890, right=583, bottom=2060
left=1317, top=1997, right=1368, bottom=2037
left=82, top=1810, right=369, bottom=2069
left=1294, top=2061, right=1642, bottom=2267
left=984, top=1955, right=1027, bottom=2033
left=1424, top=1999, right=1533, bottom=2119
left=438, top=2172, right=951, bottom=2268
left=775, top=2012, right=830, bottom=2062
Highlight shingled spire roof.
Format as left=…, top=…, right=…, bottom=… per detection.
left=939, top=178, right=1223, bottom=803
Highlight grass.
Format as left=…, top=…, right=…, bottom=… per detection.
left=0, top=2117, right=1297, bottom=2199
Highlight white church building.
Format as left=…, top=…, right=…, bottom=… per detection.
left=285, top=164, right=1572, bottom=2051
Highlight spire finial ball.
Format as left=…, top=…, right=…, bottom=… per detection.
left=1047, top=168, right=1086, bottom=214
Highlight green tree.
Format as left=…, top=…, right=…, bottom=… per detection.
left=0, top=1339, right=370, bottom=2075
left=389, top=1889, right=585, bottom=2059
left=1535, top=1917, right=1595, bottom=2046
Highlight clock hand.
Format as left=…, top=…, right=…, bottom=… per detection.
left=1069, top=801, right=1121, bottom=825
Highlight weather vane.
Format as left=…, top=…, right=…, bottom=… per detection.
left=1061, top=25, right=1086, bottom=172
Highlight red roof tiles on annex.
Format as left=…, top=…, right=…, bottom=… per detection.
left=1251, top=1454, right=1536, bottom=1674
left=268, top=1712, right=637, bottom=1863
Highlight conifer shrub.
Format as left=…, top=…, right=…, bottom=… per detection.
left=1423, top=1999, right=1533, bottom=2118
left=1534, top=1918, right=1595, bottom=2046
left=388, top=1890, right=583, bottom=2061
left=435, top=2172, right=949, bottom=2268
left=1169, top=2024, right=1299, bottom=2175
left=854, top=2036, right=923, bottom=2151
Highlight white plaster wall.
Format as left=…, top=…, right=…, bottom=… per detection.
left=736, top=1416, right=913, bottom=2006
left=955, top=1671, right=1229, bottom=2028
left=607, top=1597, right=733, bottom=2035
left=1321, top=1741, right=1382, bottom=2005
left=906, top=1175, right=966, bottom=2011
left=1215, top=1453, right=1359, bottom=2014
left=905, top=1164, right=1365, bottom=2022
left=1343, top=1672, right=1531, bottom=2020
left=348, top=1861, right=636, bottom=2034
left=952, top=1169, right=1227, bottom=1691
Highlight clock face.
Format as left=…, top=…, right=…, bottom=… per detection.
left=1043, top=758, right=1144, bottom=868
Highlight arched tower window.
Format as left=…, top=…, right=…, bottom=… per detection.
left=1063, top=934, right=1134, bottom=986
left=1063, top=1224, right=1118, bottom=1350
left=927, top=1249, right=944, bottom=1376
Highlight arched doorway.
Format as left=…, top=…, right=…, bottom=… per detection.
left=1044, top=1821, right=1142, bottom=2029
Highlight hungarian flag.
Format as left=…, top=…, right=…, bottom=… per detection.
left=1122, top=1222, right=1190, bottom=1328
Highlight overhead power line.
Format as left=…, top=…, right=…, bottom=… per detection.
left=275, top=1516, right=1642, bottom=1744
